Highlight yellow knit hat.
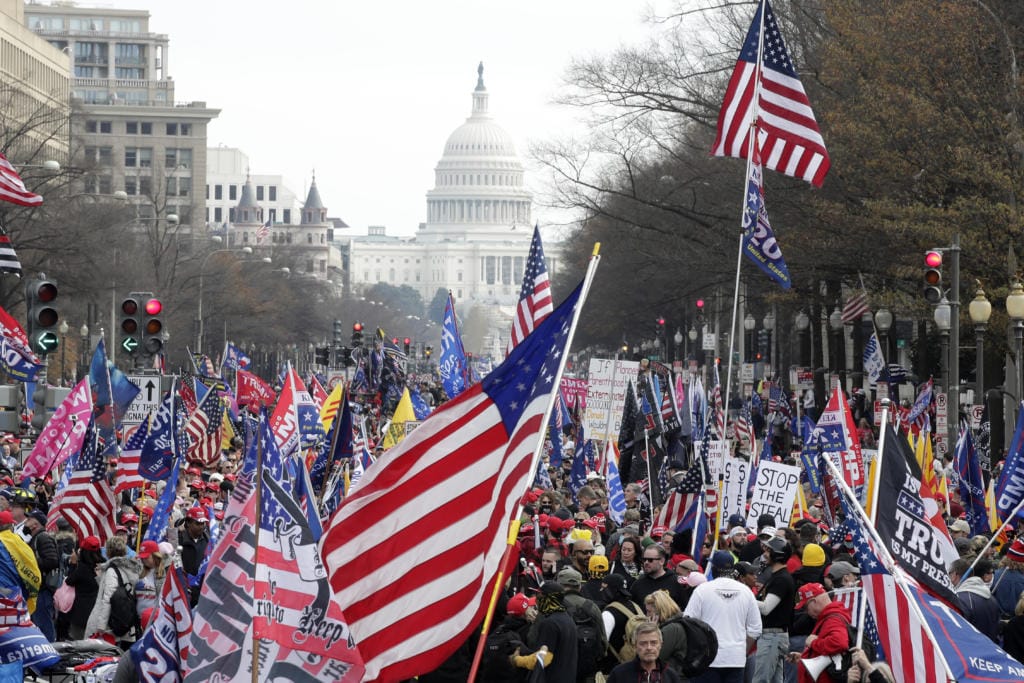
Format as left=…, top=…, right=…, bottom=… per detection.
left=802, top=543, right=826, bottom=567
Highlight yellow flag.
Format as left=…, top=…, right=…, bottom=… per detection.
left=320, top=383, right=345, bottom=432
left=987, top=478, right=1001, bottom=533
left=220, top=409, right=236, bottom=451
left=382, top=388, right=417, bottom=449
left=793, top=482, right=809, bottom=522
left=864, top=455, right=879, bottom=519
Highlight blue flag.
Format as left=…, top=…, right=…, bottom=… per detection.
left=548, top=420, right=563, bottom=469
left=568, top=446, right=587, bottom=503
left=0, top=338, right=41, bottom=382
left=222, top=341, right=251, bottom=371
left=863, top=332, right=886, bottom=384
left=408, top=388, right=432, bottom=420
left=144, top=448, right=181, bottom=544
left=139, top=384, right=182, bottom=482
left=741, top=148, right=791, bottom=289
left=533, top=457, right=552, bottom=490
left=439, top=293, right=469, bottom=400
left=995, top=402, right=1024, bottom=520
left=955, top=430, right=988, bottom=536
left=606, top=451, right=626, bottom=524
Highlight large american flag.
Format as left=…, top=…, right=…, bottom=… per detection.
left=711, top=362, right=725, bottom=441
left=506, top=224, right=553, bottom=355
left=322, top=279, right=584, bottom=681
left=185, top=382, right=224, bottom=467
left=56, top=421, right=116, bottom=542
left=711, top=0, right=829, bottom=187
left=0, top=153, right=43, bottom=206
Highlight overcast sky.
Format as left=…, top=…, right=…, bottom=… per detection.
left=74, top=0, right=668, bottom=236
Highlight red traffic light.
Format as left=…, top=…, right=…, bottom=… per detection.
left=392, top=337, right=399, bottom=345
left=353, top=323, right=363, bottom=332
left=925, top=250, right=942, bottom=268
left=144, top=298, right=162, bottom=315
left=121, top=299, right=138, bottom=315
left=36, top=282, right=58, bottom=302
left=696, top=299, right=704, bottom=309
left=403, top=337, right=411, bottom=345
left=656, top=317, right=665, bottom=326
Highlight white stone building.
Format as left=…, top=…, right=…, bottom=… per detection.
left=347, top=63, right=559, bottom=358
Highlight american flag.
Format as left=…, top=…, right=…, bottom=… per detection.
left=506, top=224, right=553, bottom=355
left=0, top=226, right=21, bottom=276
left=841, top=490, right=946, bottom=682
left=115, top=420, right=148, bottom=494
left=322, top=279, right=584, bottom=681
left=0, top=152, right=43, bottom=206
left=185, top=383, right=224, bottom=467
left=711, top=0, right=829, bottom=187
left=841, top=290, right=870, bottom=324
left=55, top=420, right=116, bottom=542
left=655, top=464, right=704, bottom=530
left=711, top=362, right=725, bottom=441
left=255, top=218, right=271, bottom=244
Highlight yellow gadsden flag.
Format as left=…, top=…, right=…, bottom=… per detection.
left=382, top=388, right=417, bottom=449
left=320, top=383, right=345, bottom=432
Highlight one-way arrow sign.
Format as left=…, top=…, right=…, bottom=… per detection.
left=124, top=374, right=162, bottom=425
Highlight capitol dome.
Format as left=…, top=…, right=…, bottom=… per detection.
left=421, top=63, right=533, bottom=241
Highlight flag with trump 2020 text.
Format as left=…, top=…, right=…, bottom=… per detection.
left=129, top=565, right=192, bottom=683
left=995, top=402, right=1024, bottom=520
left=439, top=292, right=469, bottom=400
left=741, top=143, right=791, bottom=288
left=321, top=279, right=586, bottom=681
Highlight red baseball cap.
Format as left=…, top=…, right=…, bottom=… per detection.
left=80, top=535, right=101, bottom=552
left=137, top=540, right=161, bottom=560
left=796, top=582, right=828, bottom=609
left=0, top=511, right=13, bottom=525
left=186, top=507, right=209, bottom=524
left=506, top=593, right=536, bottom=617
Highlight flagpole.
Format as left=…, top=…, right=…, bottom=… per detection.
left=318, top=387, right=347, bottom=505
left=251, top=418, right=264, bottom=683
left=639, top=381, right=656, bottom=530
left=466, top=245, right=602, bottom=683
left=724, top=0, right=768, bottom=437
left=822, top=454, right=957, bottom=683
left=960, top=495, right=1024, bottom=586
left=866, top=399, right=890, bottom=522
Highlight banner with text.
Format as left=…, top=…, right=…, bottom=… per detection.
left=584, top=358, right=639, bottom=441
left=747, top=460, right=801, bottom=528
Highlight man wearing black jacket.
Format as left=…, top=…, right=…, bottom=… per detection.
left=607, top=621, right=682, bottom=682
left=25, top=509, right=58, bottom=641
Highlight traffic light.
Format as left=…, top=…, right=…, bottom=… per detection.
left=335, top=347, right=353, bottom=367
left=695, top=298, right=706, bottom=324
left=424, top=345, right=433, bottom=359
left=314, top=346, right=330, bottom=365
left=25, top=277, right=59, bottom=355
left=403, top=337, right=411, bottom=355
left=119, top=295, right=142, bottom=355
left=351, top=322, right=364, bottom=348
left=923, top=250, right=943, bottom=304
left=141, top=295, right=164, bottom=356
left=655, top=316, right=665, bottom=337
left=332, top=320, right=343, bottom=346
left=757, top=329, right=770, bottom=360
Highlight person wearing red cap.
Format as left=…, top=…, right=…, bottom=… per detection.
left=65, top=536, right=103, bottom=639
left=786, top=583, right=850, bottom=683
left=178, top=506, right=210, bottom=607
left=992, top=537, right=1024, bottom=618
left=134, top=540, right=166, bottom=623
left=478, top=592, right=537, bottom=681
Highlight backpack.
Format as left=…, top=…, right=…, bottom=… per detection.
left=822, top=615, right=876, bottom=682
left=479, top=628, right=525, bottom=683
left=607, top=601, right=648, bottom=663
left=108, top=566, right=138, bottom=638
left=565, top=599, right=605, bottom=677
left=663, top=614, right=718, bottom=678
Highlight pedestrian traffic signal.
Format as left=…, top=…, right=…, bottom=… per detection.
left=352, top=322, right=364, bottom=348
left=403, top=337, right=411, bottom=355
left=315, top=346, right=330, bottom=365
left=141, top=295, right=164, bottom=356
left=119, top=295, right=142, bottom=355
left=333, top=320, right=343, bottom=346
left=26, top=277, right=59, bottom=355
left=924, top=250, right=943, bottom=304
left=695, top=299, right=706, bottom=324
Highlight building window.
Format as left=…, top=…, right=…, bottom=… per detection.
left=129, top=122, right=153, bottom=135
left=268, top=209, right=276, bottom=222
left=364, top=271, right=370, bottom=281
left=166, top=123, right=177, bottom=135
left=229, top=185, right=237, bottom=200
left=283, top=209, right=291, bottom=223
left=180, top=124, right=192, bottom=136
left=166, top=176, right=190, bottom=197
left=269, top=186, right=277, bottom=201
left=243, top=232, right=249, bottom=243
left=319, top=260, right=326, bottom=273
left=256, top=186, right=264, bottom=201
left=165, top=148, right=192, bottom=168
left=214, top=207, right=222, bottom=222
left=320, top=234, right=325, bottom=244
left=139, top=177, right=151, bottom=195
left=285, top=233, right=292, bottom=244
left=485, top=256, right=496, bottom=285
left=124, top=177, right=136, bottom=195
left=458, top=289, right=463, bottom=298
left=86, top=120, right=112, bottom=134
left=501, top=256, right=512, bottom=285
left=214, top=185, right=222, bottom=200
left=457, top=271, right=463, bottom=282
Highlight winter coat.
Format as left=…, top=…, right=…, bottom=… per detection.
left=85, top=555, right=142, bottom=639
left=1002, top=614, right=1024, bottom=665
left=134, top=569, right=165, bottom=620
left=799, top=600, right=851, bottom=683
left=64, top=559, right=100, bottom=629
left=28, top=530, right=59, bottom=589
left=992, top=567, right=1024, bottom=618
left=607, top=658, right=684, bottom=683
left=956, top=576, right=1001, bottom=643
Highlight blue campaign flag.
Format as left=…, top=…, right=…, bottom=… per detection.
left=606, top=449, right=626, bottom=525
left=144, top=449, right=181, bottom=543
left=548, top=420, right=563, bottom=469
left=533, top=457, right=553, bottom=491
left=408, top=388, right=432, bottom=420
left=955, top=430, right=988, bottom=536
left=800, top=446, right=823, bottom=496
left=222, top=341, right=251, bottom=371
left=139, top=385, right=181, bottom=482
left=439, top=293, right=469, bottom=400
left=995, top=402, right=1024, bottom=520
left=0, top=338, right=41, bottom=382
left=90, top=339, right=140, bottom=427
left=741, top=148, right=791, bottom=289
left=568, top=445, right=587, bottom=503
left=863, top=332, right=886, bottom=385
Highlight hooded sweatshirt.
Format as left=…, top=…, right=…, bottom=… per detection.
left=85, top=555, right=142, bottom=639
left=799, top=600, right=850, bottom=683
left=956, top=576, right=1001, bottom=642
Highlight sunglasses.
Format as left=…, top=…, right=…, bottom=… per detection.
left=576, top=549, right=594, bottom=555
left=643, top=557, right=662, bottom=562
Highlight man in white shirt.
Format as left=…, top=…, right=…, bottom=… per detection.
left=684, top=550, right=762, bottom=683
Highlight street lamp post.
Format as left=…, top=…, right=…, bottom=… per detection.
left=969, top=284, right=992, bottom=407
left=795, top=310, right=810, bottom=366
left=79, top=323, right=89, bottom=380
left=935, top=298, right=952, bottom=393
left=196, top=243, right=253, bottom=353
left=674, top=328, right=683, bottom=364
left=829, top=306, right=844, bottom=383
left=875, top=308, right=893, bottom=364
left=1006, top=279, right=1024, bottom=406
left=744, top=313, right=756, bottom=364
left=763, top=309, right=775, bottom=378
left=58, top=320, right=68, bottom=385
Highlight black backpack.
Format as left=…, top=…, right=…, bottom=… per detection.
left=108, top=566, right=138, bottom=638
left=565, top=600, right=605, bottom=677
left=479, top=628, right=526, bottom=683
left=664, top=614, right=719, bottom=678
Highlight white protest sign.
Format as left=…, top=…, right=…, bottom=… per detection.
left=705, top=440, right=729, bottom=482
left=584, top=358, right=640, bottom=441
left=747, top=460, right=801, bottom=528
left=721, top=456, right=751, bottom=528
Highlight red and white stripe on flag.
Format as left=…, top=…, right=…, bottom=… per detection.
left=862, top=571, right=944, bottom=681
left=0, top=153, right=43, bottom=207
left=710, top=0, right=829, bottom=187
left=841, top=291, right=869, bottom=324
left=115, top=424, right=145, bottom=494
left=59, top=471, right=116, bottom=543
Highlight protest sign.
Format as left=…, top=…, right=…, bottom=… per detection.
left=747, top=460, right=801, bottom=528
